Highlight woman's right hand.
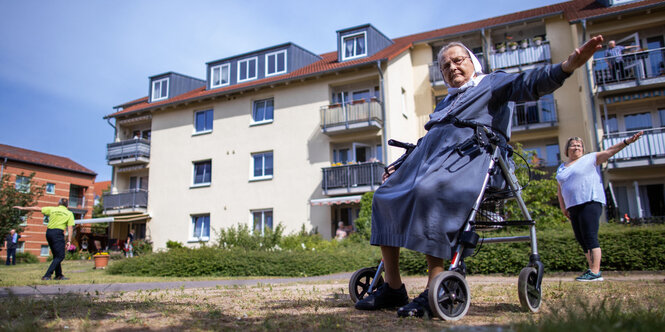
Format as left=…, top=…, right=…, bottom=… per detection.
left=561, top=209, right=570, bottom=221
left=382, top=166, right=395, bottom=183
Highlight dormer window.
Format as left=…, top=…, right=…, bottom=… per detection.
left=152, top=78, right=169, bottom=101
left=342, top=32, right=367, bottom=60
left=238, top=57, right=258, bottom=82
left=265, top=50, right=287, bottom=76
left=210, top=64, right=230, bottom=88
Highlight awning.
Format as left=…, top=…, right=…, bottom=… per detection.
left=75, top=213, right=151, bottom=224
left=310, top=195, right=362, bottom=206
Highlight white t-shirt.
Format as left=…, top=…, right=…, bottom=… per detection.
left=556, top=152, right=606, bottom=209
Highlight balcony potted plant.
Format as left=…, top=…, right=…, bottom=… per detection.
left=521, top=39, right=529, bottom=49
left=496, top=42, right=506, bottom=53
left=93, top=252, right=110, bottom=269
left=533, top=36, right=543, bottom=46
left=508, top=41, right=518, bottom=51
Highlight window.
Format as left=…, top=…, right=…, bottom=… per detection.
left=265, top=50, right=287, bottom=76
left=151, top=78, right=169, bottom=101
left=659, top=109, right=665, bottom=126
left=193, top=160, right=212, bottom=186
left=19, top=216, right=27, bottom=226
left=190, top=214, right=210, bottom=241
left=252, top=210, right=273, bottom=235
left=375, top=144, right=383, bottom=162
left=195, top=109, right=214, bottom=133
left=46, top=183, right=55, bottom=194
left=333, top=148, right=350, bottom=164
left=15, top=175, right=30, bottom=192
left=238, top=57, right=257, bottom=82
left=624, top=112, right=652, bottom=131
left=210, top=63, right=230, bottom=88
left=545, top=144, right=560, bottom=166
left=603, top=115, right=618, bottom=133
left=342, top=32, right=367, bottom=60
left=40, top=245, right=50, bottom=257
left=252, top=98, right=274, bottom=124
left=251, top=152, right=273, bottom=180
left=17, top=242, right=24, bottom=254
left=43, top=216, right=49, bottom=225
left=524, top=147, right=542, bottom=165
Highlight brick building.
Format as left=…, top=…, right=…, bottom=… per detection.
left=0, top=144, right=96, bottom=261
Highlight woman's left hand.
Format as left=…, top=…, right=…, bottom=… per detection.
left=562, top=35, right=604, bottom=73
left=625, top=131, right=644, bottom=144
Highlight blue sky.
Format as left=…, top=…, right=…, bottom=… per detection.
left=0, top=0, right=563, bottom=181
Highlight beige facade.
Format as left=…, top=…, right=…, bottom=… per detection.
left=105, top=1, right=665, bottom=250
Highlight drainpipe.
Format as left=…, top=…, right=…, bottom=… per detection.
left=377, top=60, right=388, bottom=163
left=582, top=19, right=600, bottom=152
left=106, top=117, right=117, bottom=193
left=1, top=157, right=7, bottom=179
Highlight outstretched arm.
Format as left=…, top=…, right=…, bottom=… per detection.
left=13, top=206, right=41, bottom=212
left=596, top=131, right=643, bottom=165
left=561, top=35, right=604, bottom=73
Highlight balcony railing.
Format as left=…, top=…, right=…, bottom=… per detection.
left=593, top=47, right=665, bottom=91
left=107, top=138, right=150, bottom=165
left=320, top=99, right=382, bottom=135
left=322, top=162, right=384, bottom=195
left=511, top=99, right=558, bottom=131
left=602, top=127, right=665, bottom=168
left=490, top=43, right=551, bottom=70
left=428, top=53, right=484, bottom=85
left=103, top=189, right=148, bottom=213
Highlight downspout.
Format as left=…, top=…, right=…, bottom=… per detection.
left=1, top=157, right=7, bottom=179
left=377, top=60, right=388, bottom=163
left=106, top=117, right=117, bottom=193
left=582, top=19, right=600, bottom=152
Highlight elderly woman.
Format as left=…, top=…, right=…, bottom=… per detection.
left=556, top=131, right=642, bottom=282
left=354, top=36, right=605, bottom=317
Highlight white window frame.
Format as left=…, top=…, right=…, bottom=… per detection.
left=17, top=242, right=25, bottom=253
left=341, top=32, right=367, bottom=61
left=189, top=214, right=211, bottom=242
left=19, top=215, right=28, bottom=226
left=15, top=175, right=30, bottom=193
left=251, top=209, right=273, bottom=236
left=265, top=49, right=287, bottom=77
left=151, top=78, right=169, bottom=102
left=210, top=63, right=230, bottom=88
left=192, top=160, right=212, bottom=187
left=46, top=183, right=56, bottom=194
left=40, top=245, right=50, bottom=257
left=250, top=151, right=273, bottom=181
left=251, top=98, right=274, bottom=125
left=237, top=56, right=258, bottom=83
left=194, top=109, right=214, bottom=134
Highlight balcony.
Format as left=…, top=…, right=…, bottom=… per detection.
left=107, top=138, right=150, bottom=166
left=103, top=189, right=148, bottom=215
left=320, top=99, right=382, bottom=135
left=490, top=42, right=551, bottom=71
left=322, top=162, right=384, bottom=196
left=511, top=98, right=558, bottom=132
left=602, top=127, right=665, bottom=169
left=593, top=47, right=665, bottom=93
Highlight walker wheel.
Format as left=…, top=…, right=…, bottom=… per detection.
left=518, top=267, right=541, bottom=312
left=428, top=271, right=471, bottom=321
left=348, top=267, right=383, bottom=303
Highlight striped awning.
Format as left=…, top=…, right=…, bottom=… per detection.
left=310, top=195, right=363, bottom=206
left=75, top=213, right=150, bottom=224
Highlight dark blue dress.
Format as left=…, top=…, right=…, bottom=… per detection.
left=370, top=64, right=571, bottom=259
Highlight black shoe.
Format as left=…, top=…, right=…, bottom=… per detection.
left=397, top=289, right=432, bottom=318
left=41, top=276, right=51, bottom=280
left=355, top=283, right=409, bottom=310
left=54, top=276, right=69, bottom=280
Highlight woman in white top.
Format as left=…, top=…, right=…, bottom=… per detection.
left=556, top=131, right=643, bottom=281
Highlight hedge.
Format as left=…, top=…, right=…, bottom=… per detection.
left=399, top=223, right=665, bottom=275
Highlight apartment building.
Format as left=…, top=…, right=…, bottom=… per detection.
left=105, top=0, right=665, bottom=249
left=0, top=144, right=96, bottom=261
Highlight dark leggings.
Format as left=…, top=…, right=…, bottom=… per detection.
left=44, top=228, right=66, bottom=278
left=568, top=201, right=602, bottom=252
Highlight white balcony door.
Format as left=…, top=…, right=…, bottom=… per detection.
left=352, top=142, right=370, bottom=163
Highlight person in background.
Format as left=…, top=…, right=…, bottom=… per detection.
left=556, top=131, right=643, bottom=282
left=335, top=222, right=347, bottom=240
left=125, top=229, right=135, bottom=258
left=4, top=229, right=28, bottom=265
left=14, top=198, right=74, bottom=280
left=605, top=40, right=639, bottom=81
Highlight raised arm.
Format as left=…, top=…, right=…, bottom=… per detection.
left=561, top=35, right=604, bottom=73
left=596, top=131, right=643, bottom=165
left=13, top=206, right=41, bottom=212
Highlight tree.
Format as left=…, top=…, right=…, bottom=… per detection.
left=0, top=173, right=44, bottom=237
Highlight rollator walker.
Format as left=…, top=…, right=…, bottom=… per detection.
left=349, top=125, right=544, bottom=321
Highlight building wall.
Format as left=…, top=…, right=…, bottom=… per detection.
left=3, top=161, right=95, bottom=261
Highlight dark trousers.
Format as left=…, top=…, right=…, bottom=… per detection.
left=5, top=248, right=16, bottom=265
left=44, top=228, right=66, bottom=278
left=568, top=201, right=602, bottom=252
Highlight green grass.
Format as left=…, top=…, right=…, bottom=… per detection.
left=0, top=260, right=252, bottom=287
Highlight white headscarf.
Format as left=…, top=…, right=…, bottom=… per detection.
left=444, top=44, right=485, bottom=96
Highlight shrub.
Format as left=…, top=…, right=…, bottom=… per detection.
left=132, top=239, right=153, bottom=256
left=15, top=252, right=39, bottom=264
left=166, top=240, right=184, bottom=250
left=351, top=192, right=374, bottom=241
